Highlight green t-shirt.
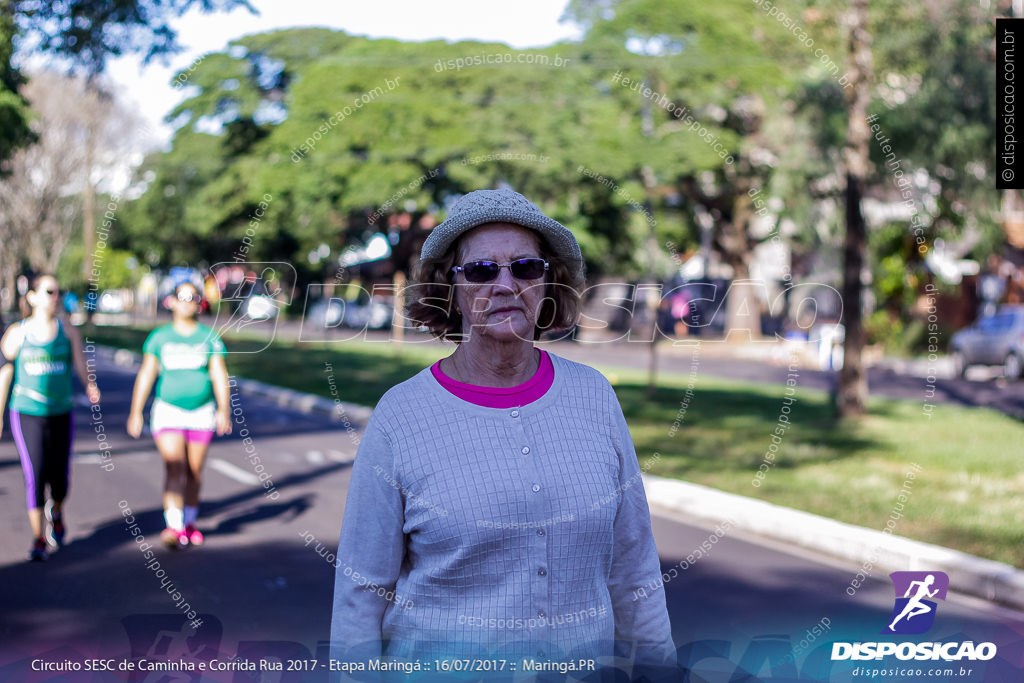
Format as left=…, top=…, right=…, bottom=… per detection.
left=11, top=320, right=74, bottom=416
left=143, top=324, right=226, bottom=410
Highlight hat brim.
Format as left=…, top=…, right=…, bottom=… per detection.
left=421, top=209, right=583, bottom=277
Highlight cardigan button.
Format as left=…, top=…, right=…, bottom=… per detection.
left=531, top=484, right=541, bottom=493
left=510, top=409, right=520, bottom=418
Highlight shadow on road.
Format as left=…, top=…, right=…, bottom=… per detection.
left=0, top=537, right=336, bottom=672
left=0, top=455, right=354, bottom=661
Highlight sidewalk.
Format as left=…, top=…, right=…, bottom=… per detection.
left=643, top=475, right=1024, bottom=612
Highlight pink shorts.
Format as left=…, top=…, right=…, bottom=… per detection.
left=151, top=399, right=216, bottom=445
left=154, top=428, right=214, bottom=445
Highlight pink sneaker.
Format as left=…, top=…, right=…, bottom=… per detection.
left=30, top=537, right=49, bottom=562
left=161, top=527, right=188, bottom=550
left=185, top=525, right=204, bottom=546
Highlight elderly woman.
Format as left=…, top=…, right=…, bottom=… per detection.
left=330, top=190, right=675, bottom=673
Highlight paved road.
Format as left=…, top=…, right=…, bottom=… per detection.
left=1, top=355, right=1021, bottom=682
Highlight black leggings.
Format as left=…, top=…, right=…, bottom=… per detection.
left=11, top=411, right=73, bottom=511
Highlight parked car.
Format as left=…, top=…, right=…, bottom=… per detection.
left=950, top=305, right=1024, bottom=380
left=242, top=294, right=279, bottom=321
left=227, top=279, right=281, bottom=320
left=305, top=297, right=346, bottom=329
left=97, top=289, right=129, bottom=313
left=304, top=296, right=392, bottom=330
left=344, top=296, right=393, bottom=330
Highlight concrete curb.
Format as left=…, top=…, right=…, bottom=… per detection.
left=228, top=375, right=374, bottom=425
left=93, top=345, right=1024, bottom=612
left=642, top=474, right=1024, bottom=612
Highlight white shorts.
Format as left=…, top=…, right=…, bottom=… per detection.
left=151, top=399, right=216, bottom=434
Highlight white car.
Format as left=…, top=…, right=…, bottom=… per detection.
left=97, top=290, right=128, bottom=313
left=950, top=305, right=1024, bottom=380
left=242, top=295, right=279, bottom=321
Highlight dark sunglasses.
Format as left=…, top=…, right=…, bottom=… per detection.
left=451, top=258, right=549, bottom=283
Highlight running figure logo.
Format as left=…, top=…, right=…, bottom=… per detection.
left=883, top=571, right=949, bottom=634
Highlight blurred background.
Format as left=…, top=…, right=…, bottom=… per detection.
left=1, top=2, right=1023, bottom=679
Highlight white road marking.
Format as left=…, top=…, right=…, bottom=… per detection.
left=327, top=450, right=354, bottom=463
left=209, top=458, right=260, bottom=485
left=306, top=450, right=325, bottom=464
left=75, top=451, right=154, bottom=462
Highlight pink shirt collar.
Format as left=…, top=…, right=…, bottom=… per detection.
left=430, top=349, right=554, bottom=408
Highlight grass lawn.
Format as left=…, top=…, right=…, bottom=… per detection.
left=86, top=324, right=1024, bottom=568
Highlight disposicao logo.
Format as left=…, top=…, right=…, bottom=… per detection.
left=883, top=570, right=948, bottom=635
left=831, top=570, right=997, bottom=663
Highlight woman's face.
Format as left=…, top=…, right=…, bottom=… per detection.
left=452, top=223, right=547, bottom=345
left=29, top=276, right=60, bottom=315
left=172, top=284, right=200, bottom=319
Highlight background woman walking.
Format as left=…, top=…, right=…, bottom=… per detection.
left=127, top=281, right=231, bottom=549
left=0, top=274, right=100, bottom=561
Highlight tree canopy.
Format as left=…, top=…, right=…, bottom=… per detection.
left=0, top=0, right=1002, bottom=354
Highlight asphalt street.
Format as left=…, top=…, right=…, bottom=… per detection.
left=0, top=352, right=1021, bottom=682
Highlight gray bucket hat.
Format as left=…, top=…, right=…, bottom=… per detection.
left=420, top=189, right=583, bottom=278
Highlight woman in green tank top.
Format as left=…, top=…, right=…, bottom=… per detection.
left=0, top=274, right=100, bottom=562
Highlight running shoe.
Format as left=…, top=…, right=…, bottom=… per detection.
left=30, top=538, right=49, bottom=562
left=184, top=525, right=204, bottom=546
left=161, top=527, right=189, bottom=550
left=44, top=501, right=65, bottom=548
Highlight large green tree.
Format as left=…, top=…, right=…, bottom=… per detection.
left=566, top=0, right=818, bottom=339
left=120, top=29, right=632, bottom=281
left=784, top=0, right=999, bottom=414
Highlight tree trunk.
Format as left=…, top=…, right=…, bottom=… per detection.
left=641, top=66, right=660, bottom=398
left=838, top=0, right=873, bottom=417
left=82, top=138, right=96, bottom=282
left=721, top=181, right=758, bottom=342
left=1, top=252, right=17, bottom=315
left=724, top=262, right=761, bottom=342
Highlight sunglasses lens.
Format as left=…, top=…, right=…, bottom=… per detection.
left=510, top=259, right=546, bottom=279
left=463, top=262, right=500, bottom=283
